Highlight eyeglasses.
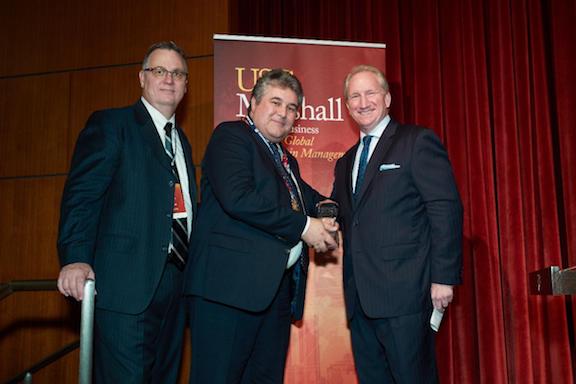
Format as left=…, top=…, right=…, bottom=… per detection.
left=144, top=66, right=188, bottom=81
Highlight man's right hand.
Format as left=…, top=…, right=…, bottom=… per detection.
left=57, top=262, right=95, bottom=301
left=302, top=217, right=338, bottom=253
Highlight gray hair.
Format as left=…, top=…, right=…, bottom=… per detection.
left=251, top=69, right=304, bottom=107
left=142, top=41, right=187, bottom=70
left=344, top=65, right=389, bottom=99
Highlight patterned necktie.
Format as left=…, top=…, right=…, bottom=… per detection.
left=164, top=122, right=188, bottom=270
left=355, top=135, right=373, bottom=196
left=269, top=143, right=303, bottom=212
left=269, top=142, right=307, bottom=315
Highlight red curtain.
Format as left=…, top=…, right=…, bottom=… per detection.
left=233, top=0, right=576, bottom=382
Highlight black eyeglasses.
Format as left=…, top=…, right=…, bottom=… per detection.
left=144, top=66, right=188, bottom=81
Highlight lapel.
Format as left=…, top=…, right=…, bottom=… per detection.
left=354, top=119, right=399, bottom=208
left=283, top=145, right=308, bottom=212
left=244, top=121, right=298, bottom=208
left=345, top=141, right=359, bottom=208
left=176, top=126, right=197, bottom=216
left=244, top=120, right=288, bottom=182
left=133, top=100, right=173, bottom=173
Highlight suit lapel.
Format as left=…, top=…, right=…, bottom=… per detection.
left=284, top=147, right=311, bottom=213
left=245, top=121, right=288, bottom=181
left=176, top=127, right=197, bottom=217
left=345, top=142, right=359, bottom=208
left=244, top=122, right=301, bottom=211
left=133, top=100, right=173, bottom=173
left=354, top=120, right=399, bottom=206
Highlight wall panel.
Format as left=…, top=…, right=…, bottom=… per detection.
left=0, top=74, right=70, bottom=178
left=0, top=0, right=229, bottom=77
left=0, top=292, right=79, bottom=382
left=0, top=178, right=64, bottom=281
left=67, top=66, right=142, bottom=163
left=0, top=0, right=229, bottom=380
left=0, top=177, right=74, bottom=381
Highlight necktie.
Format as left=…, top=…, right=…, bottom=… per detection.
left=269, top=142, right=306, bottom=315
left=164, top=122, right=188, bottom=270
left=355, top=135, right=373, bottom=196
left=269, top=143, right=303, bottom=212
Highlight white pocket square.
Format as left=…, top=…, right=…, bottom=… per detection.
left=379, top=163, right=401, bottom=171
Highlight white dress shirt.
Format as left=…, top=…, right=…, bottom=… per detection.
left=141, top=97, right=193, bottom=236
left=352, top=115, right=391, bottom=193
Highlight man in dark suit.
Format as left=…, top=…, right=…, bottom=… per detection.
left=57, top=41, right=196, bottom=383
left=184, top=69, right=338, bottom=384
left=331, top=65, right=463, bottom=383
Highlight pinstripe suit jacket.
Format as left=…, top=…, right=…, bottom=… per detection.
left=332, top=119, right=463, bottom=319
left=57, top=100, right=196, bottom=314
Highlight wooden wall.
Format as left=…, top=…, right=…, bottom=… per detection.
left=0, top=1, right=231, bottom=381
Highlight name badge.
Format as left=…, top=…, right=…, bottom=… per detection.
left=173, top=183, right=187, bottom=219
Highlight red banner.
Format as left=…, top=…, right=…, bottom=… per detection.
left=214, top=34, right=386, bottom=383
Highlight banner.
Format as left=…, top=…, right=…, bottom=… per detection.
left=214, top=34, right=386, bottom=383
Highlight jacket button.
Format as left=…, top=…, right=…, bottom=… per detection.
left=169, top=180, right=174, bottom=187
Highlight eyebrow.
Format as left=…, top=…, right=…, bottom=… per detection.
left=270, top=96, right=297, bottom=106
left=149, top=65, right=186, bottom=71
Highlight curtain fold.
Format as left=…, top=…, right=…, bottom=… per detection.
left=234, top=0, right=576, bottom=382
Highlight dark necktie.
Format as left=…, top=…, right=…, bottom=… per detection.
left=164, top=122, right=188, bottom=270
left=355, top=135, right=373, bottom=196
left=269, top=142, right=306, bottom=316
left=269, top=143, right=303, bottom=212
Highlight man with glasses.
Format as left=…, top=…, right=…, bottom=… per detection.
left=331, top=65, right=463, bottom=383
left=57, top=41, right=195, bottom=383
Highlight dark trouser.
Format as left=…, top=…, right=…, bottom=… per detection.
left=93, top=262, right=185, bottom=384
left=350, top=301, right=438, bottom=384
left=188, top=268, right=292, bottom=384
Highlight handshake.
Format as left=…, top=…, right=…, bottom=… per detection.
left=302, top=200, right=341, bottom=253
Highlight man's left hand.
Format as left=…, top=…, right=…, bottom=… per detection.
left=431, top=283, right=454, bottom=310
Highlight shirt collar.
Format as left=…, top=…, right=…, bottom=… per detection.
left=141, top=96, right=176, bottom=130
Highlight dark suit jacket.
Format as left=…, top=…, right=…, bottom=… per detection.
left=57, top=100, right=196, bottom=314
left=332, top=119, right=463, bottom=319
left=183, top=120, right=322, bottom=320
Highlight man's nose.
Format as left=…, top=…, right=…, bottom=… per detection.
left=359, top=94, right=370, bottom=107
left=164, top=72, right=175, bottom=83
left=277, top=105, right=288, bottom=117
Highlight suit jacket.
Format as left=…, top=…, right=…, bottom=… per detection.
left=332, top=119, right=463, bottom=319
left=183, top=120, right=323, bottom=320
left=57, top=100, right=197, bottom=314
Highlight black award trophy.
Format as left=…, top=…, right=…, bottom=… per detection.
left=317, top=201, right=339, bottom=245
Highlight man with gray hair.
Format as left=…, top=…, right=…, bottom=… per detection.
left=57, top=41, right=196, bottom=383
left=184, top=69, right=338, bottom=383
left=331, top=65, right=463, bottom=383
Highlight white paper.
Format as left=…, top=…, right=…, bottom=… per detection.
left=430, top=308, right=444, bottom=332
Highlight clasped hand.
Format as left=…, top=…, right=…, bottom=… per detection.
left=302, top=217, right=339, bottom=253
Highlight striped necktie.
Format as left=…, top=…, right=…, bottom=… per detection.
left=164, top=122, right=188, bottom=270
